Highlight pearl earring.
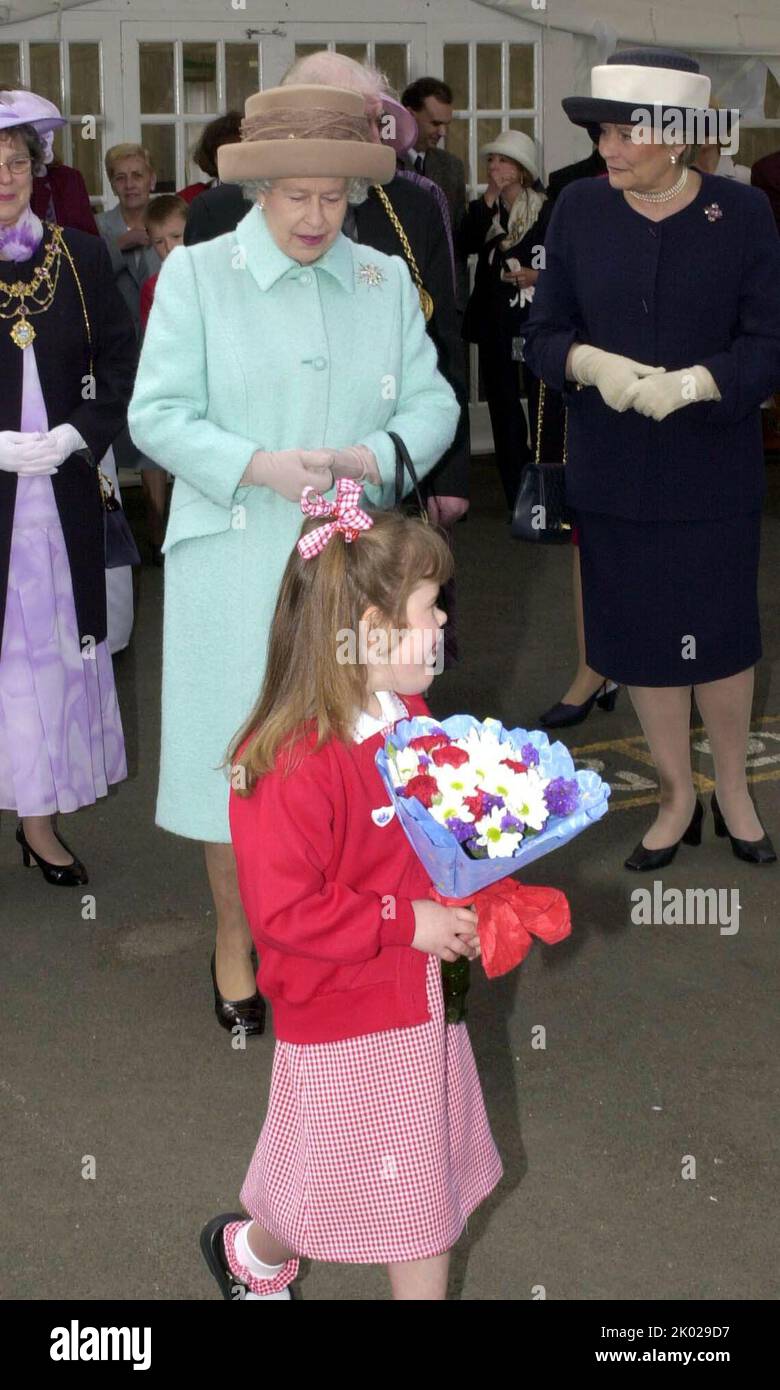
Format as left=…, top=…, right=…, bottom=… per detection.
left=670, top=154, right=678, bottom=165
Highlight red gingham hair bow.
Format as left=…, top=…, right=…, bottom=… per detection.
left=296, top=477, right=374, bottom=560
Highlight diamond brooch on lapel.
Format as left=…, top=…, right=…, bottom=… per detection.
left=358, top=263, right=385, bottom=288
left=703, top=202, right=723, bottom=223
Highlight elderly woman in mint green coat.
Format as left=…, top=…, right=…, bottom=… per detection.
left=128, top=84, right=459, bottom=1028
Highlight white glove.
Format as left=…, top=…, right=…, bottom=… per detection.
left=39, top=423, right=89, bottom=467
left=240, top=447, right=335, bottom=501
left=329, top=445, right=381, bottom=485
left=0, top=430, right=60, bottom=476
left=623, top=366, right=721, bottom=422
left=569, top=344, right=666, bottom=413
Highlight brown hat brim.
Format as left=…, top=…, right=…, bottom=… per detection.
left=217, top=138, right=396, bottom=185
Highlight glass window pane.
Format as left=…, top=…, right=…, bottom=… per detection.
left=69, top=43, right=100, bottom=115
left=70, top=121, right=102, bottom=197
left=509, top=44, right=534, bottom=109
left=141, top=123, right=176, bottom=191
left=184, top=121, right=207, bottom=185
left=448, top=117, right=470, bottom=184
left=226, top=43, right=260, bottom=109
left=477, top=115, right=502, bottom=180
left=443, top=45, right=469, bottom=110
left=374, top=44, right=408, bottom=98
left=183, top=42, right=216, bottom=115
left=335, top=44, right=368, bottom=66
left=140, top=42, right=174, bottom=115
left=765, top=69, right=780, bottom=119
left=294, top=44, right=322, bottom=59
left=476, top=44, right=501, bottom=110
left=0, top=45, right=21, bottom=88
left=30, top=44, right=61, bottom=106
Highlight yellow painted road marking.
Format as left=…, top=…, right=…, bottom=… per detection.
left=569, top=719, right=780, bottom=813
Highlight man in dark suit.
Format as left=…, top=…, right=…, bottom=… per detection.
left=545, top=143, right=606, bottom=204
left=401, top=77, right=468, bottom=312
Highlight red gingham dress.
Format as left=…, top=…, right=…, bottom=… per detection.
left=239, top=693, right=504, bottom=1264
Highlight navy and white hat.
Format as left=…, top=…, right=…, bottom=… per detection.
left=562, top=49, right=712, bottom=140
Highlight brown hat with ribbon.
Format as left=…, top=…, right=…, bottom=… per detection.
left=217, top=84, right=396, bottom=185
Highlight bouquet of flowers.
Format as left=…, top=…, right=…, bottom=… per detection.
left=376, top=715, right=610, bottom=1019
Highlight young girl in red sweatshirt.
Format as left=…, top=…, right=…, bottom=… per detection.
left=201, top=484, right=503, bottom=1301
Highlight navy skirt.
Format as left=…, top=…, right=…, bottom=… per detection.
left=576, top=510, right=762, bottom=687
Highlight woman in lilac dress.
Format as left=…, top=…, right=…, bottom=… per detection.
left=0, top=91, right=136, bottom=884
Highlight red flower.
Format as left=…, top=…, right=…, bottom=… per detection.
left=501, top=758, right=528, bottom=774
left=408, top=733, right=450, bottom=753
left=401, top=774, right=440, bottom=809
left=464, top=791, right=487, bottom=819
left=430, top=744, right=470, bottom=768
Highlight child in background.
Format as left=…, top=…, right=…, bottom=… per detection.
left=137, top=194, right=186, bottom=562
left=139, top=194, right=188, bottom=330
left=201, top=484, right=503, bottom=1301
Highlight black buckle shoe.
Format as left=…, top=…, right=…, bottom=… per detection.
left=16, top=822, right=89, bottom=887
left=200, top=1213, right=296, bottom=1300
left=210, top=952, right=266, bottom=1035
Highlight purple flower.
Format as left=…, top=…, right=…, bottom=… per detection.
left=480, top=791, right=504, bottom=815
left=544, top=776, right=579, bottom=818
left=500, top=812, right=525, bottom=835
left=447, top=816, right=476, bottom=843
left=464, top=837, right=489, bottom=860
left=521, top=742, right=540, bottom=767
left=417, top=756, right=430, bottom=770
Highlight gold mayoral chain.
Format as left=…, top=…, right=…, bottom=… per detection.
left=0, top=222, right=64, bottom=350
left=371, top=184, right=434, bottom=322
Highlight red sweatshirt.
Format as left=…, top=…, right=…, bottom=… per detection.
left=229, top=694, right=434, bottom=1044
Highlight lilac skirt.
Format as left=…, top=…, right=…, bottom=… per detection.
left=0, top=475, right=127, bottom=816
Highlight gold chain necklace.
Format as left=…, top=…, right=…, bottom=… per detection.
left=371, top=184, right=434, bottom=321
left=0, top=223, right=64, bottom=349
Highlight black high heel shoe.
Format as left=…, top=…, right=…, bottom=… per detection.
left=624, top=799, right=704, bottom=872
left=711, top=794, right=776, bottom=865
left=540, top=680, right=619, bottom=730
left=210, top=952, right=266, bottom=1036
left=16, top=822, right=88, bottom=886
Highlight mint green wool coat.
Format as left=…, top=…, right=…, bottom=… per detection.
left=128, top=204, right=459, bottom=841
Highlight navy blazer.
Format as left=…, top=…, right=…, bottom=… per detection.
left=522, top=172, right=780, bottom=521
left=0, top=227, right=137, bottom=645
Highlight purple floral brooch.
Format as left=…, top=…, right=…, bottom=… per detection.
left=704, top=202, right=723, bottom=223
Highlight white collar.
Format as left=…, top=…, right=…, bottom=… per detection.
left=352, top=690, right=409, bottom=744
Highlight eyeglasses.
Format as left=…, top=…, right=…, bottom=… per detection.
left=0, top=156, right=32, bottom=176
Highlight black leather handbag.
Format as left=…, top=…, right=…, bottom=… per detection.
left=511, top=381, right=572, bottom=544
left=98, top=464, right=141, bottom=568
left=389, top=429, right=427, bottom=515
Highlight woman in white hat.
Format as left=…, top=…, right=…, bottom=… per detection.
left=461, top=129, right=552, bottom=509
left=524, top=49, right=780, bottom=869
left=129, top=85, right=459, bottom=1033
left=0, top=91, right=136, bottom=885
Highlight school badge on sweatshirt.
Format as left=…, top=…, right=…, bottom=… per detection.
left=371, top=804, right=396, bottom=827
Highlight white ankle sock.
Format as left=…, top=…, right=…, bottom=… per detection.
left=236, top=1222, right=288, bottom=1284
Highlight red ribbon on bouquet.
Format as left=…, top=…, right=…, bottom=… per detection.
left=430, top=879, right=571, bottom=979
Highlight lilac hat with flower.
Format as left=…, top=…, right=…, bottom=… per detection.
left=0, top=89, right=66, bottom=136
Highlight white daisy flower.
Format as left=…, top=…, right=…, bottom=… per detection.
left=473, top=806, right=523, bottom=859
left=505, top=772, right=550, bottom=832
left=389, top=745, right=421, bottom=786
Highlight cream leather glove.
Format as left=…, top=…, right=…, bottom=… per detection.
left=623, top=366, right=721, bottom=422
left=240, top=448, right=335, bottom=501
left=569, top=344, right=666, bottom=413
left=329, top=444, right=381, bottom=485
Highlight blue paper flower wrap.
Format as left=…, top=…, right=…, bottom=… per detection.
left=375, top=715, right=610, bottom=899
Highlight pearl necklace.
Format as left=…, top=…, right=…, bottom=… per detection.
left=627, top=165, right=689, bottom=204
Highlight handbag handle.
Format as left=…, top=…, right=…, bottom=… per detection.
left=389, top=430, right=427, bottom=515
left=535, top=380, right=568, bottom=467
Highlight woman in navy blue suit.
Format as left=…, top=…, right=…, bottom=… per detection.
left=523, top=49, right=780, bottom=869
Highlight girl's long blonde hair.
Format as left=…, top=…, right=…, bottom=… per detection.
left=230, top=508, right=453, bottom=792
